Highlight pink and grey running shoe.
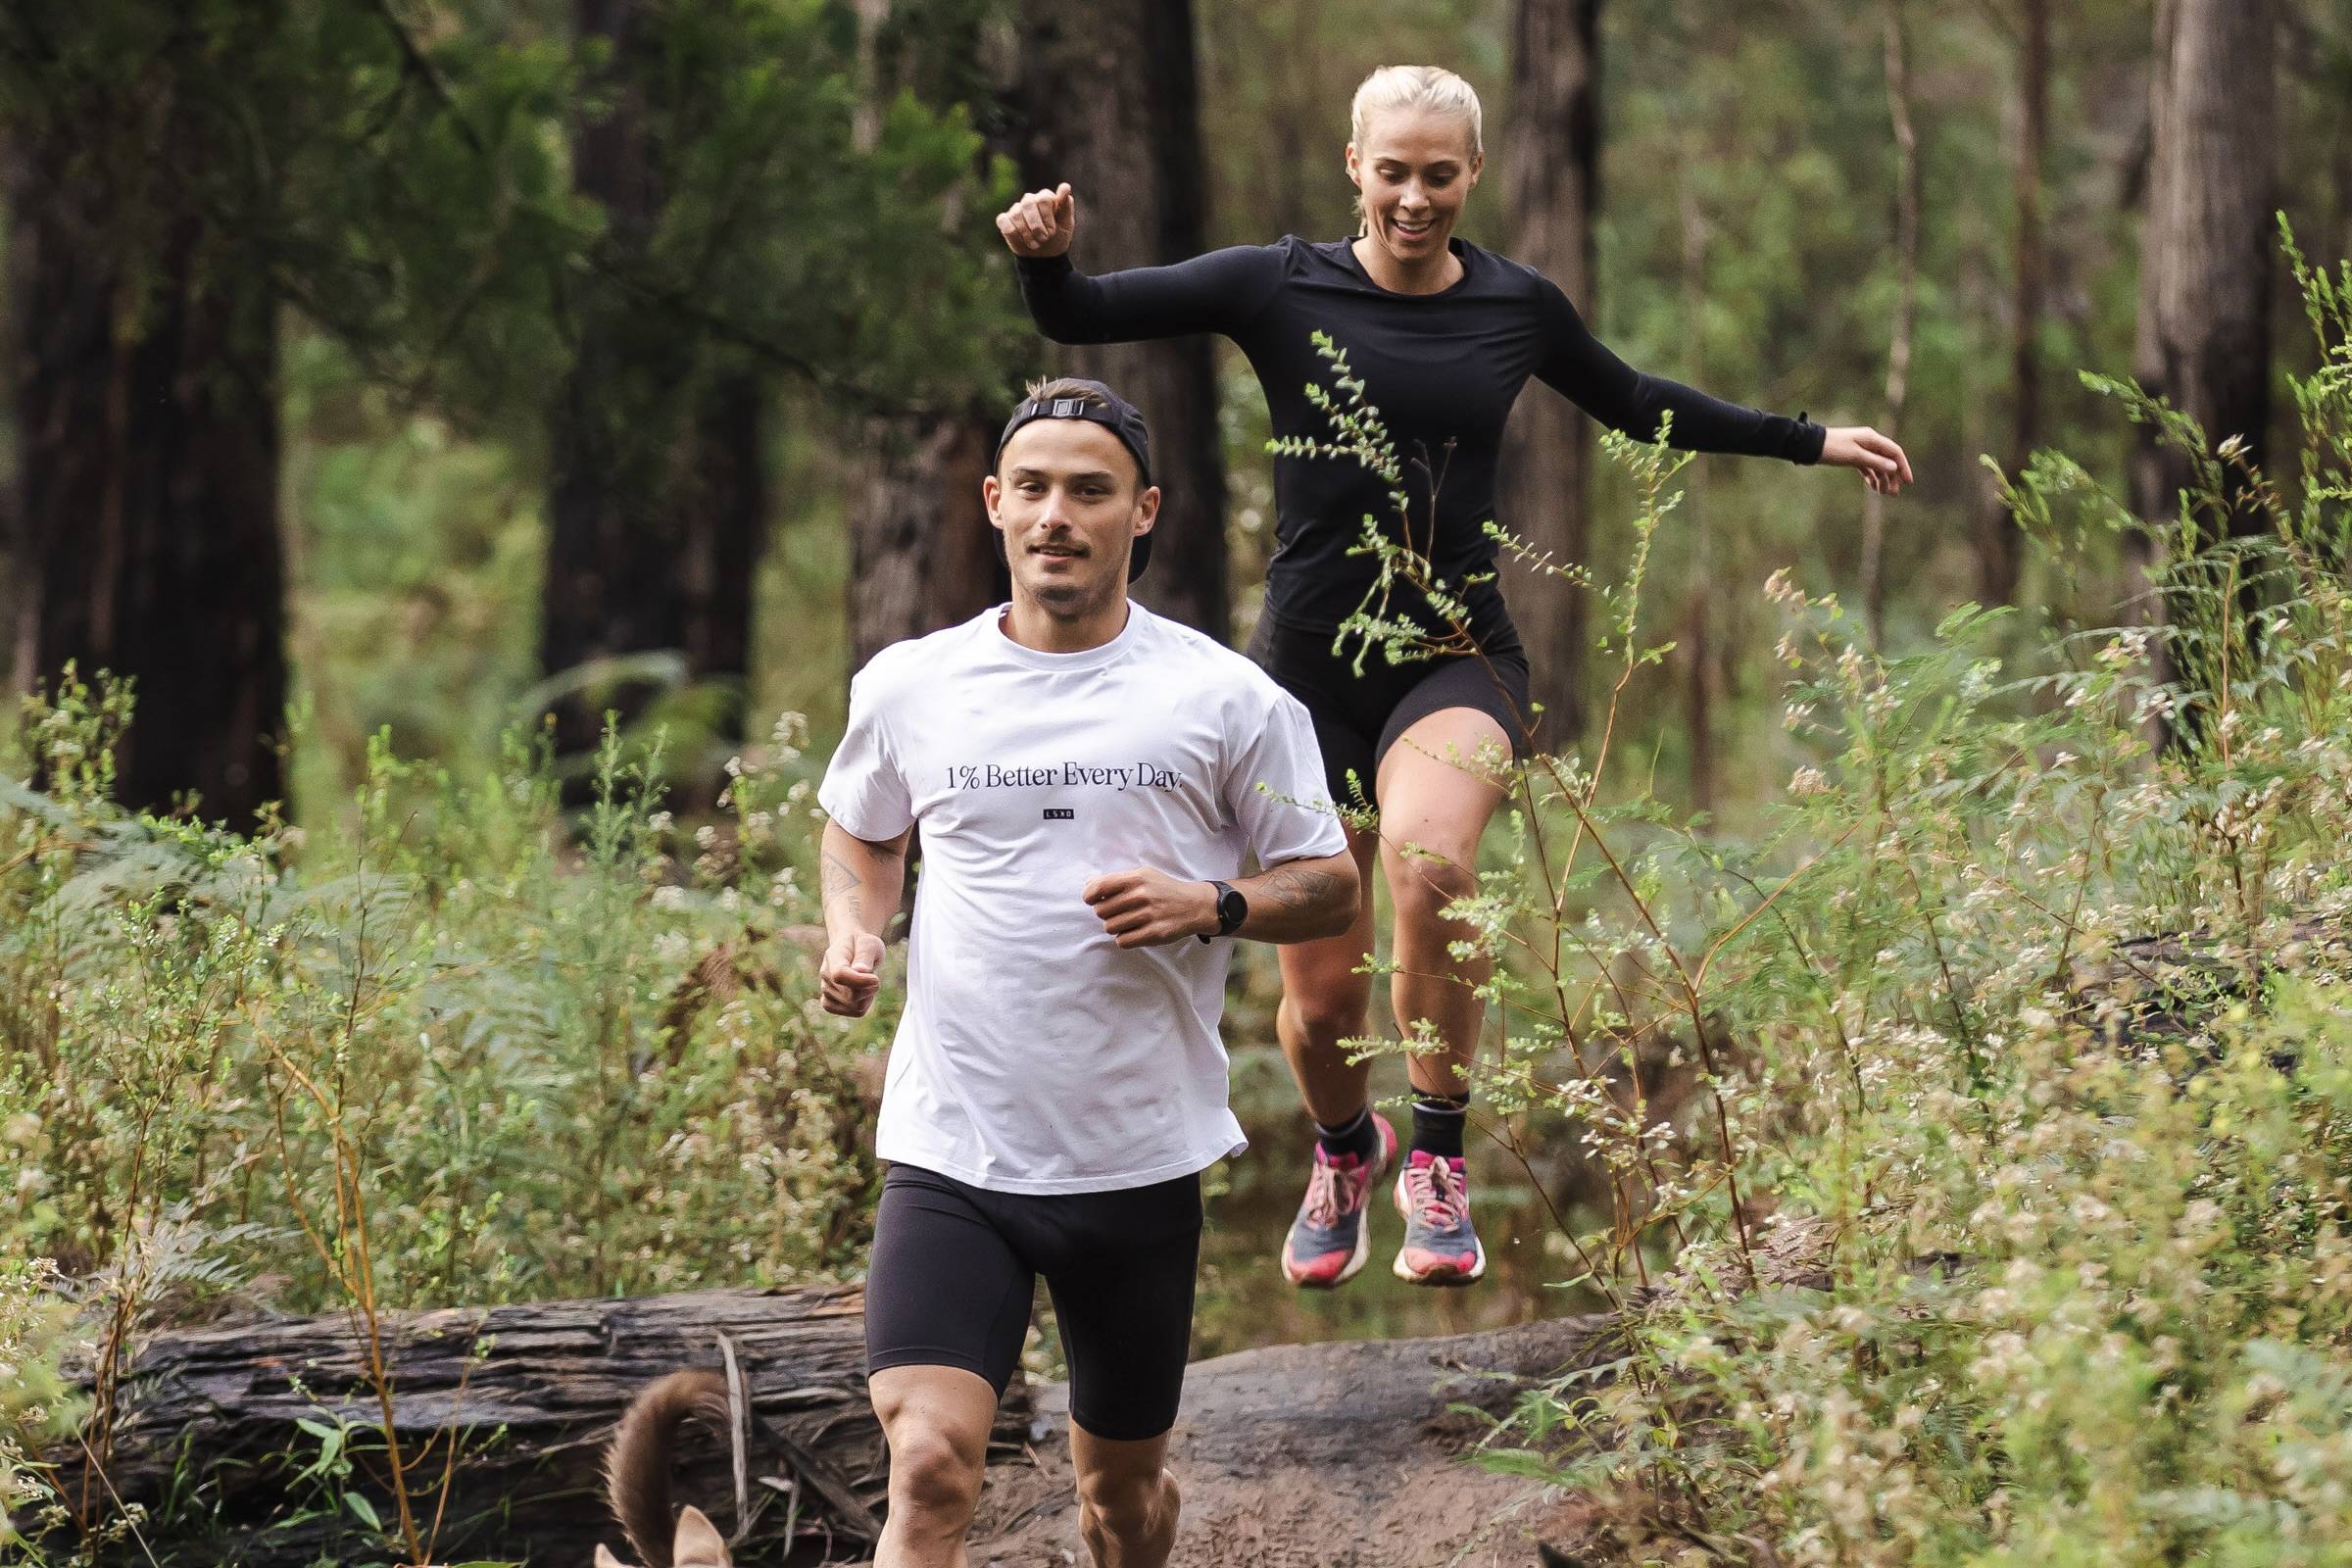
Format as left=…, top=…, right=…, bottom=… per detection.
left=1279, top=1111, right=1397, bottom=1289
left=1393, top=1149, right=1486, bottom=1286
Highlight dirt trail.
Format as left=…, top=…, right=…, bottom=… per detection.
left=956, top=1314, right=1607, bottom=1568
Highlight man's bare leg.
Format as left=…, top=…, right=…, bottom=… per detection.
left=869, top=1365, right=998, bottom=1568
left=1069, top=1423, right=1180, bottom=1568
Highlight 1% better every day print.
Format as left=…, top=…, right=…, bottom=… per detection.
left=947, top=761, right=1184, bottom=793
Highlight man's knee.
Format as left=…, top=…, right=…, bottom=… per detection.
left=1077, top=1463, right=1173, bottom=1541
left=886, top=1425, right=985, bottom=1524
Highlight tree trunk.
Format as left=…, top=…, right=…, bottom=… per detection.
left=4, top=114, right=286, bottom=828
left=2125, top=0, right=2180, bottom=699
left=845, top=3, right=1013, bottom=671
left=541, top=0, right=769, bottom=760
left=1981, top=0, right=2049, bottom=610
left=2130, top=0, right=2276, bottom=717
left=1866, top=0, right=1923, bottom=646
left=1499, top=0, right=1604, bottom=752
left=852, top=412, right=1007, bottom=670
left=2146, top=0, right=2278, bottom=530
left=1013, top=0, right=1229, bottom=641
left=49, top=1285, right=1029, bottom=1568
left=1676, top=167, right=1716, bottom=812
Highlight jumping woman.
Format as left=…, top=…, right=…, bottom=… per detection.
left=998, top=65, right=1912, bottom=1291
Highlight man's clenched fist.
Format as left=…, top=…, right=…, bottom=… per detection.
left=820, top=931, right=886, bottom=1016
left=1082, top=867, right=1217, bottom=950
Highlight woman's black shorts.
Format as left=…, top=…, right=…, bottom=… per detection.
left=864, top=1163, right=1202, bottom=1443
left=1245, top=613, right=1535, bottom=809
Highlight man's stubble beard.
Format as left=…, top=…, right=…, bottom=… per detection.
left=1025, top=561, right=1127, bottom=621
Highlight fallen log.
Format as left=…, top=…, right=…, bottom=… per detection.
left=50, top=1283, right=1028, bottom=1567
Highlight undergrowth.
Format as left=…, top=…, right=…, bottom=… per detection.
left=0, top=701, right=892, bottom=1561
left=1292, top=217, right=2352, bottom=1563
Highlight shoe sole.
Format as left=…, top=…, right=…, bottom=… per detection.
left=1281, top=1113, right=1397, bottom=1291
left=1391, top=1167, right=1488, bottom=1287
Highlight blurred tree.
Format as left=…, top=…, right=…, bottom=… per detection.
left=0, top=0, right=605, bottom=822
left=535, top=0, right=1017, bottom=774
left=1861, top=0, right=1923, bottom=646
left=3, top=0, right=1009, bottom=808
left=1499, top=0, right=1603, bottom=748
left=1011, top=0, right=1229, bottom=640
left=2129, top=0, right=2277, bottom=611
left=537, top=0, right=771, bottom=765
left=847, top=0, right=1013, bottom=670
left=4, top=91, right=285, bottom=826
left=1979, top=0, right=2048, bottom=609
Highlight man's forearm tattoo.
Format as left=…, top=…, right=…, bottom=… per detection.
left=1257, top=864, right=1344, bottom=915
left=821, top=846, right=865, bottom=922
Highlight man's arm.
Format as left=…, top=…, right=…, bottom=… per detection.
left=1081, top=849, right=1359, bottom=950
left=817, top=819, right=912, bottom=1016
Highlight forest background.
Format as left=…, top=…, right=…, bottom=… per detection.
left=3, top=0, right=2351, bottom=1563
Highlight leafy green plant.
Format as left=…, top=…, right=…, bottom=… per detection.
left=1285, top=220, right=2352, bottom=1561
left=0, top=680, right=892, bottom=1559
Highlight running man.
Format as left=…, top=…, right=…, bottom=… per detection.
left=816, top=376, right=1357, bottom=1568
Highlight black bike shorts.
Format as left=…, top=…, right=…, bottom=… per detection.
left=1245, top=612, right=1534, bottom=810
left=864, top=1163, right=1202, bottom=1443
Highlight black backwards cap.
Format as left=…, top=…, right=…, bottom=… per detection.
left=993, top=379, right=1155, bottom=581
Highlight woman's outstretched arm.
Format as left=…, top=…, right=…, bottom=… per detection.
left=1531, top=275, right=1912, bottom=491
left=1000, top=181, right=1286, bottom=346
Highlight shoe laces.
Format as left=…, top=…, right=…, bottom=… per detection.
left=1405, top=1157, right=1468, bottom=1228
left=1302, top=1152, right=1359, bottom=1229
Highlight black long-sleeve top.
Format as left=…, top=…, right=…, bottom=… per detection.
left=1016, top=236, right=1825, bottom=641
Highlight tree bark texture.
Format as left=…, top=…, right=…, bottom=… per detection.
left=1499, top=0, right=1604, bottom=750
left=48, top=1285, right=1029, bottom=1568
left=541, top=0, right=770, bottom=760
left=1980, top=0, right=2049, bottom=609
left=1866, top=0, right=1923, bottom=646
left=851, top=411, right=1007, bottom=671
left=845, top=4, right=1015, bottom=671
left=4, top=106, right=286, bottom=828
left=1012, top=0, right=1229, bottom=641
left=2136, top=0, right=2278, bottom=535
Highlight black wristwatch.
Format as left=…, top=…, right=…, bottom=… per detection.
left=1199, top=879, right=1248, bottom=943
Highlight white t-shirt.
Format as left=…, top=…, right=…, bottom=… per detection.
left=817, top=602, right=1347, bottom=1195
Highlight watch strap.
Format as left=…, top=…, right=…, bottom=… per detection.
left=1199, top=879, right=1245, bottom=942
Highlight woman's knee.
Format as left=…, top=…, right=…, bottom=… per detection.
left=1282, top=958, right=1371, bottom=1039
left=1383, top=847, right=1481, bottom=927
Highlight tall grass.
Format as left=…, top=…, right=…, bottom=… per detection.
left=1293, top=219, right=2352, bottom=1560
left=0, top=696, right=893, bottom=1557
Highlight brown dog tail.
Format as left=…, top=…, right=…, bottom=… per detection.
left=606, top=1368, right=730, bottom=1568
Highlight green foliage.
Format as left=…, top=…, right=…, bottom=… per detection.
left=0, top=0, right=1020, bottom=421
left=0, top=682, right=893, bottom=1555
left=1289, top=225, right=2352, bottom=1561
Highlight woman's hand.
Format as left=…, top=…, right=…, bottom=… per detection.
left=1820, top=426, right=1914, bottom=495
left=998, top=182, right=1077, bottom=259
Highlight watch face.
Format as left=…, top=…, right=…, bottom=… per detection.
left=1218, top=886, right=1248, bottom=932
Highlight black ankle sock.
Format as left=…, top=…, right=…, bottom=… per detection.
left=1313, top=1104, right=1381, bottom=1167
left=1410, top=1094, right=1469, bottom=1160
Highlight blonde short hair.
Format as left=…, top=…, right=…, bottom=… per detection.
left=1348, top=65, right=1484, bottom=159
